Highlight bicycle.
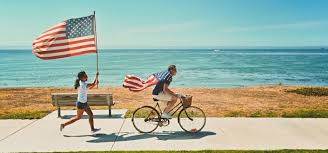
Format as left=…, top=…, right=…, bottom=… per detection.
left=131, top=94, right=206, bottom=133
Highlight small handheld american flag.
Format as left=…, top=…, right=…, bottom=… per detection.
left=32, top=15, right=96, bottom=60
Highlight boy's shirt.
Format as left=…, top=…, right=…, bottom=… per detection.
left=152, top=70, right=172, bottom=95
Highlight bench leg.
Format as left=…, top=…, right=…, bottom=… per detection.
left=57, top=107, right=61, bottom=118
left=108, top=105, right=112, bottom=117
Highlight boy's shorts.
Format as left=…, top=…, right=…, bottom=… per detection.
left=152, top=92, right=172, bottom=102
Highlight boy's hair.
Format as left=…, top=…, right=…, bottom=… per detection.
left=74, top=71, right=87, bottom=89
left=168, top=65, right=176, bottom=71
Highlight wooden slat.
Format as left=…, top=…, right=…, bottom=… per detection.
left=55, top=98, right=108, bottom=102
left=55, top=101, right=108, bottom=104
left=52, top=93, right=111, bottom=96
left=54, top=103, right=108, bottom=106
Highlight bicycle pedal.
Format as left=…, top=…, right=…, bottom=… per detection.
left=158, top=119, right=170, bottom=127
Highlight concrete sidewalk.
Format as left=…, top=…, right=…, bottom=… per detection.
left=0, top=119, right=36, bottom=142
left=0, top=110, right=328, bottom=152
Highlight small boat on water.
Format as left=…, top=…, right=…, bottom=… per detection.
left=213, top=49, right=221, bottom=52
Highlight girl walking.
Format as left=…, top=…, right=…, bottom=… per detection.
left=60, top=71, right=100, bottom=133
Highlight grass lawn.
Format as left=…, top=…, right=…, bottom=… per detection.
left=52, top=150, right=328, bottom=153
left=287, top=87, right=328, bottom=96
left=0, top=110, right=50, bottom=119
left=1, top=86, right=328, bottom=119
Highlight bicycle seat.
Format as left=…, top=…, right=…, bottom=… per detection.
left=153, top=98, right=159, bottom=101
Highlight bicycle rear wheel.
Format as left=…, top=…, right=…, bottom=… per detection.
left=132, top=106, right=160, bottom=133
left=178, top=106, right=206, bottom=133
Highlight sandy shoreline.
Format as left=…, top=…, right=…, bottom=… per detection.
left=0, top=86, right=328, bottom=118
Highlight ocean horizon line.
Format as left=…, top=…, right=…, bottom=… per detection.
left=1, top=46, right=328, bottom=51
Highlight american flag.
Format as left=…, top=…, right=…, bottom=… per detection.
left=123, top=75, right=159, bottom=92
left=123, top=70, right=172, bottom=92
left=32, top=15, right=96, bottom=60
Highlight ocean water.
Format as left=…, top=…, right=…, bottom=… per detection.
left=0, top=49, right=327, bottom=88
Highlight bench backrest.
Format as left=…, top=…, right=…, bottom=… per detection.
left=52, top=93, right=113, bottom=106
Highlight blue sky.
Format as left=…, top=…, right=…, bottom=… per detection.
left=0, top=0, right=328, bottom=48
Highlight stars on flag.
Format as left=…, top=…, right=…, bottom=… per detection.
left=66, top=15, right=94, bottom=39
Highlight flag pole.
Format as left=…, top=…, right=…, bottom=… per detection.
left=94, top=11, right=99, bottom=88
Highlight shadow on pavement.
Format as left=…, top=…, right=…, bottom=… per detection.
left=64, top=131, right=216, bottom=143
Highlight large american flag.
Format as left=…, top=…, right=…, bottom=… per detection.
left=123, top=70, right=172, bottom=92
left=123, top=75, right=159, bottom=92
left=32, top=15, right=96, bottom=60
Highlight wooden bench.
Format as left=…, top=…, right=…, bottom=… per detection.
left=51, top=93, right=114, bottom=118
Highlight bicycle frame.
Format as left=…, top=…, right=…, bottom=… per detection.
left=132, top=96, right=206, bottom=133
left=153, top=97, right=185, bottom=117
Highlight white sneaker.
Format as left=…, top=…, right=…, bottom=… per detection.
left=91, top=128, right=101, bottom=134
left=161, top=113, right=172, bottom=119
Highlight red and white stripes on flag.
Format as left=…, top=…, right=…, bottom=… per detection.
left=123, top=75, right=159, bottom=92
left=32, top=15, right=96, bottom=60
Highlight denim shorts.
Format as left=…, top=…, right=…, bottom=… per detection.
left=76, top=101, right=88, bottom=110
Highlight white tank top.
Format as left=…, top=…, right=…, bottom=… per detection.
left=77, top=80, right=88, bottom=103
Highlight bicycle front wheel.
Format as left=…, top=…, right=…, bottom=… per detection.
left=132, top=106, right=160, bottom=133
left=178, top=106, right=206, bottom=133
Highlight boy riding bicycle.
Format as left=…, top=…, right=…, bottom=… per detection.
left=131, top=65, right=206, bottom=133
left=152, top=65, right=179, bottom=119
